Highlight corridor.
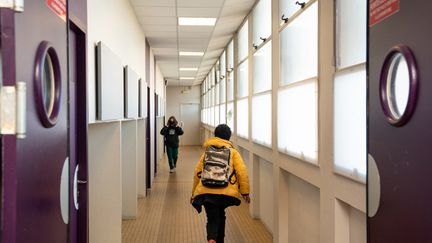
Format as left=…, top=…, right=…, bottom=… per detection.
left=122, top=146, right=272, bottom=243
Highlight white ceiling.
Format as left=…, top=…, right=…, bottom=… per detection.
left=130, top=0, right=256, bottom=86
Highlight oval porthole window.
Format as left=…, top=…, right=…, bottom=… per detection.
left=379, top=45, right=418, bottom=126
left=34, top=41, right=62, bottom=128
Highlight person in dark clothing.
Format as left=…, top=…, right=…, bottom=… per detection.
left=160, top=116, right=184, bottom=173
left=191, top=124, right=250, bottom=243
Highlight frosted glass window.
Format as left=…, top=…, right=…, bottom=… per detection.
left=280, top=2, right=318, bottom=86
left=220, top=51, right=226, bottom=77
left=215, top=83, right=220, bottom=105
left=278, top=81, right=317, bottom=162
left=236, top=98, right=249, bottom=138
left=227, top=72, right=234, bottom=101
left=216, top=61, right=220, bottom=82
left=279, top=0, right=311, bottom=22
left=211, top=88, right=215, bottom=106
left=220, top=105, right=226, bottom=124
left=334, top=66, right=366, bottom=181
left=252, top=93, right=272, bottom=146
left=253, top=0, right=272, bottom=46
left=210, top=107, right=215, bottom=126
left=253, top=41, right=272, bottom=94
left=220, top=79, right=226, bottom=104
left=211, top=67, right=216, bottom=86
left=237, top=60, right=249, bottom=98
left=336, top=0, right=366, bottom=68
left=238, top=20, right=249, bottom=62
left=215, top=105, right=220, bottom=126
left=227, top=102, right=234, bottom=130
left=227, top=40, right=234, bottom=71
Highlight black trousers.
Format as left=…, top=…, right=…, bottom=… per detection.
left=204, top=203, right=227, bottom=243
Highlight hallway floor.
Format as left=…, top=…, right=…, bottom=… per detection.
left=122, top=145, right=272, bottom=243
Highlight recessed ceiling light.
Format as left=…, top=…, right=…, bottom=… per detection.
left=180, top=77, right=195, bottom=80
left=180, top=67, right=198, bottom=71
left=178, top=17, right=217, bottom=26
left=179, top=51, right=204, bottom=56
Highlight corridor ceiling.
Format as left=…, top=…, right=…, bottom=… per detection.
left=130, top=0, right=256, bottom=86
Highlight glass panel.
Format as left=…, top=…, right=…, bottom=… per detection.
left=334, top=66, right=366, bottom=180
left=210, top=106, right=215, bottom=126
left=278, top=81, right=317, bottom=162
left=336, top=0, right=366, bottom=68
left=220, top=104, right=226, bottom=124
left=220, top=51, right=226, bottom=77
left=237, top=60, right=249, bottom=98
left=252, top=93, right=272, bottom=146
left=215, top=83, right=220, bottom=105
left=238, top=20, right=249, bottom=62
left=253, top=41, right=272, bottom=94
left=280, top=2, right=318, bottom=86
left=253, top=0, right=272, bottom=45
left=227, top=40, right=234, bottom=71
left=387, top=53, right=410, bottom=119
left=236, top=98, right=249, bottom=138
left=279, top=0, right=311, bottom=22
left=227, top=72, right=234, bottom=101
left=215, top=105, right=220, bottom=126
left=227, top=102, right=234, bottom=130
left=220, top=78, right=226, bottom=104
left=42, top=54, right=55, bottom=115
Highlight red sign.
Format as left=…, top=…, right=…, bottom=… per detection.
left=370, top=0, right=400, bottom=26
left=47, top=0, right=66, bottom=22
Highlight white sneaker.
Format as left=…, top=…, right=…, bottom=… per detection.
left=169, top=169, right=174, bottom=173
left=173, top=167, right=176, bottom=172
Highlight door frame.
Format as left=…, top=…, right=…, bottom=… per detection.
left=68, top=19, right=89, bottom=243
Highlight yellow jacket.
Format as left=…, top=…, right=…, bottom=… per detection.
left=191, top=137, right=250, bottom=199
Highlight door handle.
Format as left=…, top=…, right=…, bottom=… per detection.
left=77, top=180, right=87, bottom=184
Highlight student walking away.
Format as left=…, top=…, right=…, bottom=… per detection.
left=191, top=124, right=250, bottom=243
left=160, top=116, right=184, bottom=173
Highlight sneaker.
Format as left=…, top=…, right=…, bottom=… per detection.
left=169, top=169, right=174, bottom=173
left=173, top=167, right=176, bottom=172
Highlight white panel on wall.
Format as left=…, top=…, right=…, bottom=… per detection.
left=125, top=66, right=140, bottom=118
left=121, top=120, right=138, bottom=219
left=259, top=157, right=274, bottom=233
left=97, top=42, right=124, bottom=120
left=140, top=79, right=148, bottom=118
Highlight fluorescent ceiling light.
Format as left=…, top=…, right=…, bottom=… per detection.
left=180, top=67, right=198, bottom=71
left=178, top=17, right=217, bottom=26
left=180, top=77, right=195, bottom=80
left=179, top=51, right=204, bottom=56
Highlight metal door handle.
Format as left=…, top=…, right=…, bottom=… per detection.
left=77, top=180, right=87, bottom=184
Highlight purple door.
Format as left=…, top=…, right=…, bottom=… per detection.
left=368, top=0, right=432, bottom=242
left=14, top=1, right=68, bottom=242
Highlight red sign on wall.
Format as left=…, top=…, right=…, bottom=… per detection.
left=370, top=0, right=400, bottom=26
left=47, top=0, right=66, bottom=22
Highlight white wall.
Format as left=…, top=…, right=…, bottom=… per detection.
left=87, top=0, right=147, bottom=123
left=166, top=85, right=201, bottom=145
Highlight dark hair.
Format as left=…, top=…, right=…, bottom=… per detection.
left=167, top=116, right=178, bottom=126
left=214, top=124, right=231, bottom=141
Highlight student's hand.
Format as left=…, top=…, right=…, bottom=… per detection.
left=242, top=194, right=251, bottom=204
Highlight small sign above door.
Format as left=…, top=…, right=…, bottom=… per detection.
left=46, top=0, right=66, bottom=22
left=370, top=0, right=400, bottom=27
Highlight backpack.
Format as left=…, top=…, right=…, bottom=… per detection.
left=200, top=146, right=235, bottom=188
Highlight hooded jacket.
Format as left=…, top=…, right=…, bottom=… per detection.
left=191, top=137, right=250, bottom=199
left=160, top=125, right=184, bottom=147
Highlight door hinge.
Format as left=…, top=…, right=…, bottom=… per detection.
left=0, top=82, right=26, bottom=138
left=0, top=0, right=23, bottom=12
